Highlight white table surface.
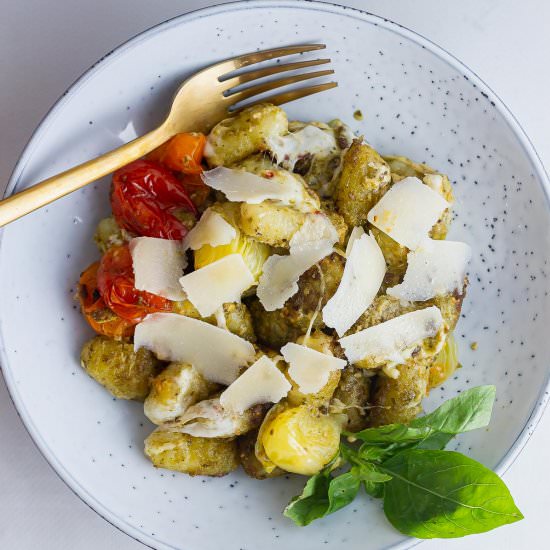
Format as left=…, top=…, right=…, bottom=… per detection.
left=1, top=0, right=549, bottom=548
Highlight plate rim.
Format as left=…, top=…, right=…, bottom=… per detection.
left=1, top=1, right=549, bottom=549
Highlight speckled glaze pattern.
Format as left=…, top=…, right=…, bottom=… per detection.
left=1, top=2, right=549, bottom=550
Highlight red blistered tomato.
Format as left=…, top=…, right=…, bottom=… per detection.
left=97, top=245, right=172, bottom=322
left=111, top=159, right=197, bottom=239
left=179, top=173, right=211, bottom=208
left=147, top=133, right=206, bottom=174
left=78, top=262, right=135, bottom=339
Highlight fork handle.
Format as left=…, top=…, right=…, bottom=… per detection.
left=0, top=123, right=173, bottom=227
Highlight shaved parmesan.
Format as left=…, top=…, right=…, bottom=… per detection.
left=220, top=356, right=291, bottom=413
left=388, top=239, right=471, bottom=302
left=367, top=177, right=449, bottom=250
left=257, top=211, right=337, bottom=312
left=183, top=209, right=236, bottom=250
left=179, top=254, right=254, bottom=317
left=281, top=342, right=346, bottom=394
left=201, top=166, right=304, bottom=205
left=257, top=244, right=333, bottom=311
left=323, top=232, right=386, bottom=336
left=339, top=306, right=444, bottom=366
left=134, top=313, right=255, bottom=385
left=289, top=213, right=338, bottom=254
left=267, top=125, right=336, bottom=170
left=423, top=173, right=444, bottom=194
left=130, top=237, right=186, bottom=301
left=345, top=226, right=365, bottom=257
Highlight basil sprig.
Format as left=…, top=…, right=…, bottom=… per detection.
left=284, top=386, right=524, bottom=537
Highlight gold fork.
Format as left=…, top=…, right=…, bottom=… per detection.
left=0, top=44, right=336, bottom=227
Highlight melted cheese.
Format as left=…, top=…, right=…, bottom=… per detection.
left=201, top=166, right=305, bottom=205
left=323, top=232, right=386, bottom=336
left=220, top=356, right=291, bottom=413
left=367, top=177, right=449, bottom=250
left=134, top=313, right=255, bottom=384
left=179, top=254, right=254, bottom=317
left=387, top=239, right=471, bottom=302
left=281, top=342, right=346, bottom=394
left=183, top=209, right=236, bottom=250
left=339, top=306, right=444, bottom=365
left=130, top=237, right=186, bottom=301
left=267, top=125, right=336, bottom=170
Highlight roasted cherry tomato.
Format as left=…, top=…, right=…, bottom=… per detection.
left=97, top=245, right=172, bottom=322
left=179, top=173, right=211, bottom=208
left=111, top=159, right=197, bottom=239
left=78, top=262, right=135, bottom=339
left=148, top=133, right=206, bottom=174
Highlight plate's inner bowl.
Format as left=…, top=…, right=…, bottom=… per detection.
left=1, top=3, right=549, bottom=550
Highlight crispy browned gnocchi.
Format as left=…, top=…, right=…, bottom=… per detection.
left=145, top=429, right=239, bottom=476
left=205, top=104, right=288, bottom=167
left=335, top=139, right=391, bottom=227
left=238, top=430, right=284, bottom=479
left=367, top=357, right=432, bottom=427
left=80, top=336, right=162, bottom=400
left=144, top=362, right=219, bottom=425
left=330, top=366, right=372, bottom=432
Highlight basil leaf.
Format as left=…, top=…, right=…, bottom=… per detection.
left=350, top=463, right=392, bottom=483
left=351, top=463, right=391, bottom=500
left=351, top=423, right=431, bottom=445
left=381, top=449, right=523, bottom=538
left=411, top=385, right=496, bottom=434
left=364, top=480, right=385, bottom=499
left=414, top=431, right=454, bottom=450
left=327, top=472, right=361, bottom=513
left=284, top=470, right=360, bottom=526
left=284, top=469, right=332, bottom=526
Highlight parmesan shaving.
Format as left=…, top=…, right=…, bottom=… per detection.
left=220, top=356, right=291, bottom=413
left=130, top=237, right=187, bottom=301
left=339, top=306, right=445, bottom=366
left=423, top=173, right=444, bottom=194
left=201, top=166, right=305, bottom=205
left=387, top=239, right=471, bottom=302
left=367, top=177, right=450, bottom=250
left=257, top=210, right=337, bottom=312
left=281, top=342, right=346, bottom=394
left=256, top=244, right=333, bottom=311
left=134, top=313, right=255, bottom=385
left=179, top=254, right=254, bottom=317
left=183, top=209, right=236, bottom=250
left=323, top=232, right=386, bottom=336
left=345, top=226, right=365, bottom=257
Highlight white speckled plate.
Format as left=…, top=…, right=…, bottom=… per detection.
left=1, top=2, right=549, bottom=549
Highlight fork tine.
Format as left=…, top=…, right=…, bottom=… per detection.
left=220, top=58, right=331, bottom=88
left=225, top=69, right=335, bottom=104
left=211, top=44, right=326, bottom=78
left=234, top=82, right=338, bottom=111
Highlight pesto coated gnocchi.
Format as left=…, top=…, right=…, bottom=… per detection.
left=77, top=103, right=470, bottom=487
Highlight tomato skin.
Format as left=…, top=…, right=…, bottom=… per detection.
left=111, top=159, right=197, bottom=239
left=97, top=245, right=172, bottom=322
left=78, top=262, right=135, bottom=339
left=179, top=173, right=211, bottom=208
left=147, top=133, right=206, bottom=174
